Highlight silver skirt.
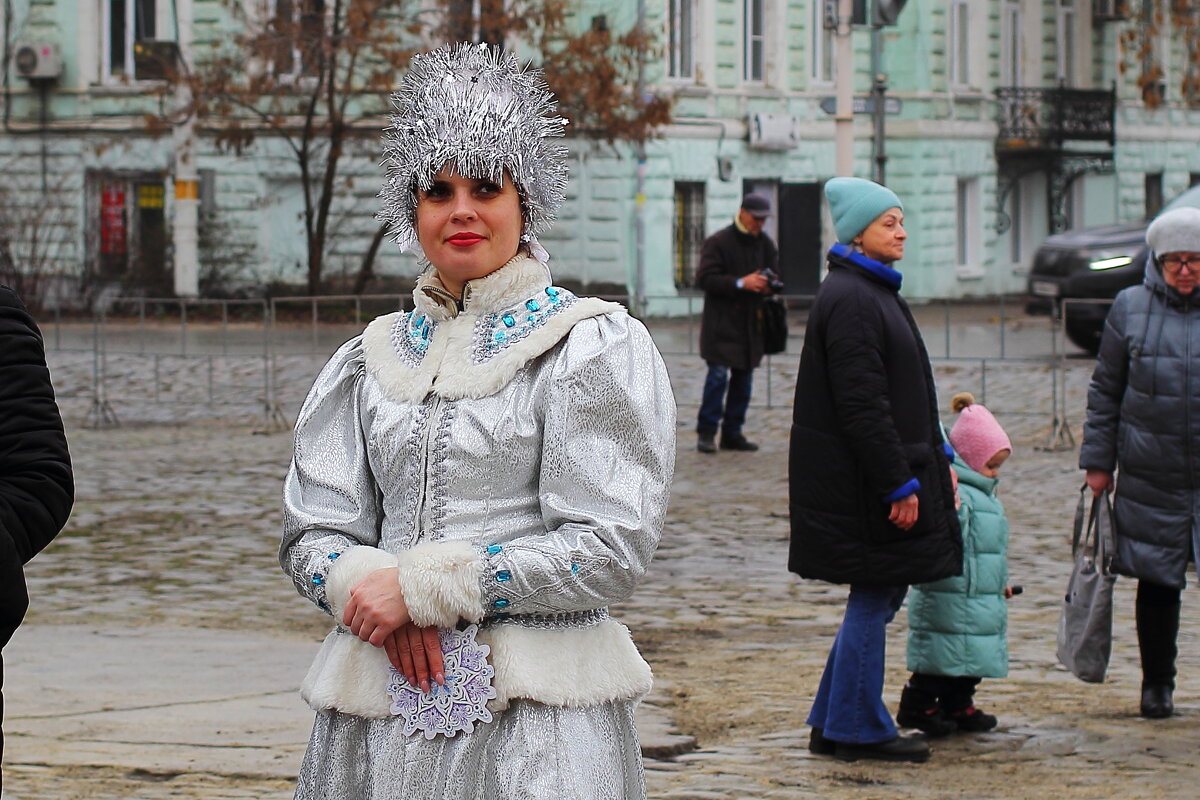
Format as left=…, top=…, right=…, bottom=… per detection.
left=294, top=699, right=647, bottom=800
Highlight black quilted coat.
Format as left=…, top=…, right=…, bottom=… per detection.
left=788, top=247, right=961, bottom=586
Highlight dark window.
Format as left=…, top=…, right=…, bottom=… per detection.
left=1145, top=172, right=1164, bottom=218
left=674, top=182, right=706, bottom=289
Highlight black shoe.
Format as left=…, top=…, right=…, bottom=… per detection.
left=896, top=706, right=957, bottom=737
left=808, top=727, right=836, bottom=756
left=946, top=705, right=997, bottom=732
left=697, top=432, right=717, bottom=453
left=1141, top=683, right=1174, bottom=719
left=719, top=433, right=759, bottom=451
left=834, top=734, right=930, bottom=763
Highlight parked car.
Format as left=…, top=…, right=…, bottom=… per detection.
left=1026, top=184, right=1200, bottom=354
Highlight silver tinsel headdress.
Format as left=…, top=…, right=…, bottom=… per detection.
left=378, top=42, right=570, bottom=256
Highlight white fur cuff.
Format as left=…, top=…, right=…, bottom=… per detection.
left=396, top=540, right=485, bottom=628
left=325, top=545, right=400, bottom=618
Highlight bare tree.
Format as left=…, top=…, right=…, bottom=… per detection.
left=0, top=168, right=78, bottom=312
left=186, top=0, right=672, bottom=296
left=1118, top=1, right=1200, bottom=108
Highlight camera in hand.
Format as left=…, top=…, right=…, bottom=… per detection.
left=760, top=268, right=784, bottom=292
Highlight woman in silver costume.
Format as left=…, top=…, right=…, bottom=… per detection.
left=279, top=43, right=676, bottom=799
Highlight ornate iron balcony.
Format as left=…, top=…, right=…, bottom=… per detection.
left=995, top=85, right=1115, bottom=152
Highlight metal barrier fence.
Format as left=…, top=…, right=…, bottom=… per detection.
left=41, top=292, right=1100, bottom=446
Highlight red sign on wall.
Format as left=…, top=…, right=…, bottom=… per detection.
left=100, top=184, right=126, bottom=256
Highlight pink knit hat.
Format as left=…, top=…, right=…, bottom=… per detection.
left=948, top=392, right=1012, bottom=474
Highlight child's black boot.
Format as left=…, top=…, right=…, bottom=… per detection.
left=896, top=684, right=956, bottom=737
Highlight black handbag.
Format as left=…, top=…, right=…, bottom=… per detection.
left=761, top=297, right=788, bottom=355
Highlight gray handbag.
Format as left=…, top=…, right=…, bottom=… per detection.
left=1056, top=488, right=1117, bottom=683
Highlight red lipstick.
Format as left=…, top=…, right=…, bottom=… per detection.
left=447, top=233, right=484, bottom=246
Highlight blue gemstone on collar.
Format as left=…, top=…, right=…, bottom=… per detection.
left=311, top=573, right=324, bottom=585
left=502, top=313, right=516, bottom=327
left=526, top=300, right=540, bottom=312
left=527, top=314, right=535, bottom=322
left=571, top=562, right=580, bottom=574
left=493, top=598, right=510, bottom=609
left=545, top=287, right=559, bottom=297
left=414, top=315, right=425, bottom=327
left=487, top=544, right=503, bottom=554
left=328, top=552, right=339, bottom=560
left=494, top=331, right=507, bottom=342
left=495, top=570, right=511, bottom=582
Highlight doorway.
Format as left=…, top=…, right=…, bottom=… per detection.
left=86, top=170, right=169, bottom=292
left=777, top=182, right=823, bottom=296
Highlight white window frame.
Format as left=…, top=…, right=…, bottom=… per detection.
left=1000, top=1, right=1022, bottom=87
left=1056, top=0, right=1076, bottom=85
left=271, top=0, right=327, bottom=81
left=810, top=0, right=836, bottom=85
left=955, top=177, right=982, bottom=277
left=947, top=0, right=971, bottom=90
left=667, top=0, right=697, bottom=81
left=101, top=0, right=158, bottom=83
left=743, top=0, right=765, bottom=84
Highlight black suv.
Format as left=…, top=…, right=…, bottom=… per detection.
left=1027, top=185, right=1200, bottom=354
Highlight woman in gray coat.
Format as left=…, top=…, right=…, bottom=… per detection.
left=1080, top=205, right=1200, bottom=719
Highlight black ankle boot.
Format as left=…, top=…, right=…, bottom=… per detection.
left=896, top=686, right=956, bottom=737
left=1136, top=587, right=1180, bottom=719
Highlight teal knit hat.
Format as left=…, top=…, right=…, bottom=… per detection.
left=825, top=177, right=903, bottom=244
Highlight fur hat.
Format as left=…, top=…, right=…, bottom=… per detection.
left=948, top=392, right=1012, bottom=474
left=1146, top=206, right=1200, bottom=257
left=824, top=177, right=903, bottom=244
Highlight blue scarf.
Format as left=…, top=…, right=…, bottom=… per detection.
left=830, top=243, right=902, bottom=291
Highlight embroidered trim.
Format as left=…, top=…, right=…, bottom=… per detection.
left=482, top=607, right=610, bottom=629
left=473, top=286, right=579, bottom=364
left=393, top=311, right=435, bottom=369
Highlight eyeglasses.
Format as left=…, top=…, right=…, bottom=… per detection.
left=1161, top=254, right=1200, bottom=273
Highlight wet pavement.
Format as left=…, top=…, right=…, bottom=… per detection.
left=6, top=315, right=1199, bottom=799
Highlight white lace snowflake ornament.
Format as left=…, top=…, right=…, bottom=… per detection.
left=385, top=624, right=498, bottom=739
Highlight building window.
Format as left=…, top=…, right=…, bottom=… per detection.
left=668, top=0, right=695, bottom=80
left=1000, top=1, right=1021, bottom=87
left=104, top=0, right=156, bottom=80
left=955, top=177, right=980, bottom=272
left=947, top=0, right=971, bottom=88
left=744, top=0, right=765, bottom=83
left=1145, top=172, right=1164, bottom=218
left=811, top=0, right=835, bottom=84
left=1056, top=0, right=1075, bottom=85
left=273, top=0, right=327, bottom=78
left=674, top=182, right=706, bottom=289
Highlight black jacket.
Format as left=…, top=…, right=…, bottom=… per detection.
left=694, top=223, right=778, bottom=370
left=0, top=287, right=73, bottom=649
left=788, top=247, right=960, bottom=586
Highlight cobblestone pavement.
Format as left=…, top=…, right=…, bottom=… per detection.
left=7, top=330, right=1200, bottom=799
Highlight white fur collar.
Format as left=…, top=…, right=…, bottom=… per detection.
left=362, top=256, right=622, bottom=403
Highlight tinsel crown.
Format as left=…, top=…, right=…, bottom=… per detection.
left=378, top=42, right=570, bottom=254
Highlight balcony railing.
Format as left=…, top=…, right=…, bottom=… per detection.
left=995, top=85, right=1115, bottom=152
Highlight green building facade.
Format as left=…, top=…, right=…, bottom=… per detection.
left=2, top=0, right=1198, bottom=306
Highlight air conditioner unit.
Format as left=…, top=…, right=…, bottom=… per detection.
left=134, top=40, right=181, bottom=81
left=12, top=42, right=62, bottom=80
left=748, top=113, right=798, bottom=151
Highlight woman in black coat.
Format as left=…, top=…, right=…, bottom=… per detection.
left=0, top=286, right=73, bottom=781
left=789, top=178, right=960, bottom=763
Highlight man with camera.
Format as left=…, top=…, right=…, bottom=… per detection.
left=694, top=193, right=780, bottom=453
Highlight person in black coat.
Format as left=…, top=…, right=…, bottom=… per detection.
left=0, top=286, right=73, bottom=785
left=789, top=178, right=960, bottom=764
left=693, top=193, right=778, bottom=453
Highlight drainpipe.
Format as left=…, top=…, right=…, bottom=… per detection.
left=833, top=0, right=854, bottom=175
left=172, top=0, right=199, bottom=297
left=634, top=0, right=647, bottom=314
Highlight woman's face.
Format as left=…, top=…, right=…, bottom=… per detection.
left=416, top=167, right=523, bottom=297
left=855, top=207, right=906, bottom=265
left=1160, top=252, right=1200, bottom=295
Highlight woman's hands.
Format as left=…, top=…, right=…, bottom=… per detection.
left=344, top=567, right=445, bottom=692
left=1085, top=469, right=1114, bottom=496
left=889, top=493, right=919, bottom=530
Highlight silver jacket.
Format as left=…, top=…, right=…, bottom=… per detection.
left=280, top=254, right=677, bottom=716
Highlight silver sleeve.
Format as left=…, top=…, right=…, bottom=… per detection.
left=280, top=337, right=382, bottom=613
left=481, top=313, right=677, bottom=616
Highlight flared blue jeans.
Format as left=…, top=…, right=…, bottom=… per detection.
left=807, top=584, right=908, bottom=744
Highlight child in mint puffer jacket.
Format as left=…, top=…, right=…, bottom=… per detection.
left=898, top=392, right=1014, bottom=737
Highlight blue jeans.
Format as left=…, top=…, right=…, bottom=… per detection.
left=807, top=585, right=908, bottom=744
left=696, top=362, right=753, bottom=436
